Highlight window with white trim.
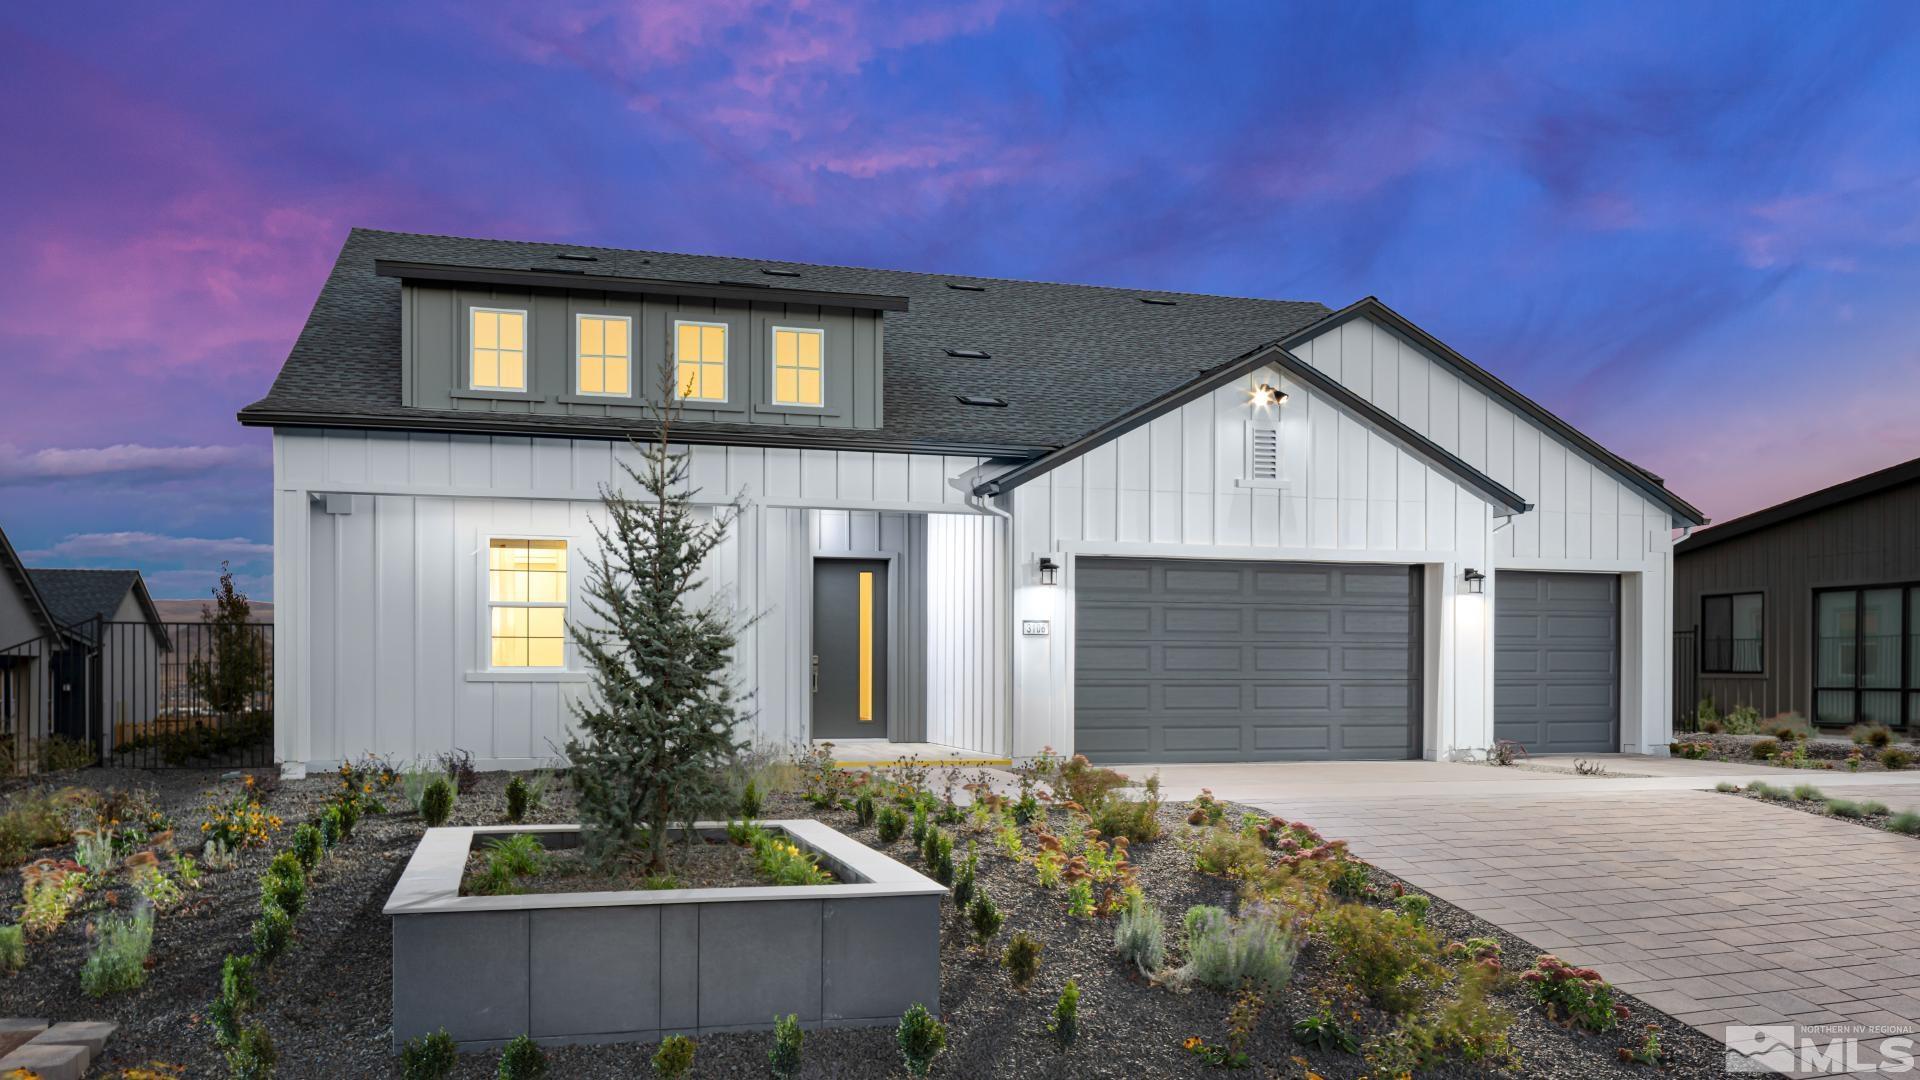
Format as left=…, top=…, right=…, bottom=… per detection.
left=488, top=538, right=567, bottom=668
left=771, top=326, right=824, bottom=406
left=576, top=314, right=631, bottom=396
left=470, top=308, right=527, bottom=391
left=674, top=320, right=728, bottom=401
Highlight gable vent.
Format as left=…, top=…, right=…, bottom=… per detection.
left=956, top=394, right=1008, bottom=407
left=946, top=282, right=987, bottom=292
left=944, top=348, right=991, bottom=359
left=1248, top=427, right=1280, bottom=482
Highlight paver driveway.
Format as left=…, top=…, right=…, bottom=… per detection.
left=1151, top=760, right=1920, bottom=1077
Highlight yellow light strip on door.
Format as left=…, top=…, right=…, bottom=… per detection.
left=858, top=571, right=874, bottom=721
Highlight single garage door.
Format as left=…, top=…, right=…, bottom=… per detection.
left=1494, top=571, right=1619, bottom=753
left=1074, top=559, right=1421, bottom=764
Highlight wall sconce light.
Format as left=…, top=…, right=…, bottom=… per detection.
left=1037, top=556, right=1060, bottom=586
left=1463, top=568, right=1486, bottom=595
left=1251, top=382, right=1289, bottom=407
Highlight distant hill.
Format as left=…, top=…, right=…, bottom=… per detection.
left=152, top=599, right=274, bottom=624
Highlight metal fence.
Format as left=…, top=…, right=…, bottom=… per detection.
left=1673, top=627, right=1698, bottom=733
left=0, top=618, right=273, bottom=772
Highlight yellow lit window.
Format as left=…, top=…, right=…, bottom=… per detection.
left=488, top=538, right=567, bottom=668
left=772, top=327, right=824, bottom=407
left=674, top=321, right=728, bottom=402
left=471, top=308, right=527, bottom=391
left=576, top=314, right=631, bottom=396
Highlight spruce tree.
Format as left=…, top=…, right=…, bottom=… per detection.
left=567, top=364, right=750, bottom=871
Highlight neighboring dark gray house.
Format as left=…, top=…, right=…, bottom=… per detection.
left=243, top=228, right=1704, bottom=772
left=1675, top=454, right=1920, bottom=732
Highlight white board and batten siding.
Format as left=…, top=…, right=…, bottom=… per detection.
left=273, top=427, right=1005, bottom=769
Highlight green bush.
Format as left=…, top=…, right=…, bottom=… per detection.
left=923, top=827, right=955, bottom=886
left=1852, top=723, right=1895, bottom=748
left=420, top=778, right=455, bottom=827
left=211, top=953, right=258, bottom=1046
left=0, top=924, right=22, bottom=973
left=1862, top=800, right=1891, bottom=816
left=505, top=777, right=531, bottom=824
left=854, top=790, right=876, bottom=827
left=318, top=805, right=343, bottom=850
left=1791, top=783, right=1824, bottom=802
left=1090, top=790, right=1162, bottom=843
left=252, top=900, right=293, bottom=963
left=1002, top=930, right=1042, bottom=989
left=1888, top=810, right=1920, bottom=835
left=1175, top=903, right=1297, bottom=993
left=402, top=1028, right=458, bottom=1079
left=738, top=777, right=763, bottom=820
left=497, top=1033, right=547, bottom=1079
left=951, top=845, right=977, bottom=910
left=1318, top=902, right=1441, bottom=1013
left=261, top=858, right=307, bottom=920
left=1193, top=826, right=1267, bottom=878
left=910, top=801, right=930, bottom=848
left=80, top=905, right=154, bottom=996
left=967, top=887, right=1005, bottom=945
left=1394, top=893, right=1432, bottom=926
left=1714, top=781, right=1740, bottom=793
left=651, top=1033, right=695, bottom=1079
left=1747, top=781, right=1783, bottom=799
left=226, top=1021, right=278, bottom=1080
left=896, top=1003, right=947, bottom=1077
left=1049, top=979, right=1080, bottom=1047
left=768, top=1013, right=804, bottom=1079
left=485, top=833, right=548, bottom=879
left=1364, top=966, right=1513, bottom=1073
left=875, top=805, right=906, bottom=843
left=1827, top=798, right=1865, bottom=819
left=1750, top=738, right=1781, bottom=759
left=291, top=824, right=323, bottom=873
left=1882, top=748, right=1915, bottom=770
left=1520, top=954, right=1622, bottom=1032
left=1056, top=754, right=1129, bottom=809
left=1113, top=890, right=1165, bottom=977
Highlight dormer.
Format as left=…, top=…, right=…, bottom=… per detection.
left=378, top=259, right=906, bottom=431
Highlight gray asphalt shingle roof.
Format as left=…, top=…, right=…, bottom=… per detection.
left=240, top=229, right=1334, bottom=455
left=24, top=568, right=142, bottom=630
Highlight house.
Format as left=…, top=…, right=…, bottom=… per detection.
left=1674, top=454, right=1920, bottom=733
left=0, top=522, right=64, bottom=765
left=241, top=229, right=1704, bottom=772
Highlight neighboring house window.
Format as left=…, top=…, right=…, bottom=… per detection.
left=576, top=314, right=631, bottom=396
left=771, top=326, right=824, bottom=407
left=1813, top=585, right=1920, bottom=728
left=1701, top=592, right=1763, bottom=673
left=470, top=308, right=528, bottom=391
left=488, top=538, right=567, bottom=669
left=674, top=320, right=728, bottom=402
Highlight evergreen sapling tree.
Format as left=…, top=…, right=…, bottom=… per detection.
left=567, top=361, right=753, bottom=871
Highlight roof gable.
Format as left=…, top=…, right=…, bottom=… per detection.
left=0, top=523, right=61, bottom=642
left=24, top=568, right=168, bottom=645
left=1676, top=453, right=1920, bottom=555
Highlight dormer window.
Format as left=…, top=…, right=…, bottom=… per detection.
left=575, top=314, right=631, bottom=397
left=470, top=308, right=527, bottom=391
left=771, top=326, right=824, bottom=407
left=674, top=320, right=728, bottom=402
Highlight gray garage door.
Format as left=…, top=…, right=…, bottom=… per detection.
left=1494, top=571, right=1619, bottom=753
left=1074, top=559, right=1421, bottom=764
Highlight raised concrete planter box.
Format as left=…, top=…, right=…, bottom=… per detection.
left=384, top=820, right=944, bottom=1049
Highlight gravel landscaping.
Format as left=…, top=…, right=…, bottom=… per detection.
left=1, top=764, right=1735, bottom=1078
left=1718, top=780, right=1920, bottom=839
left=1674, top=730, right=1919, bottom=771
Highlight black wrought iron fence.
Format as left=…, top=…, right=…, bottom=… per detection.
left=0, top=617, right=273, bottom=772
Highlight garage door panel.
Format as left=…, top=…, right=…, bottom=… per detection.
left=1076, top=558, right=1419, bottom=764
left=1494, top=571, right=1618, bottom=754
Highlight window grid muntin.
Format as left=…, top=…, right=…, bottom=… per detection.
left=470, top=307, right=528, bottom=391
left=575, top=313, right=632, bottom=397
left=771, top=326, right=825, bottom=407
left=1701, top=591, right=1764, bottom=673
left=1812, top=583, right=1920, bottom=729
left=674, top=320, right=728, bottom=402
left=487, top=538, right=568, bottom=669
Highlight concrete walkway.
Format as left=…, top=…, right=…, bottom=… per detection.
left=1195, top=758, right=1920, bottom=1076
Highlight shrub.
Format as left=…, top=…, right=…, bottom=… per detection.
left=1862, top=800, right=1891, bottom=816
left=875, top=805, right=906, bottom=843
left=1751, top=738, right=1781, bottom=760
left=737, top=776, right=763, bottom=820
left=0, top=924, right=23, bottom=972
left=968, top=887, right=1005, bottom=945
left=497, top=1034, right=546, bottom=1080
left=1292, top=1010, right=1360, bottom=1054
left=1056, top=754, right=1129, bottom=809
left=744, top=825, right=832, bottom=886
left=81, top=905, right=155, bottom=996
left=505, top=778, right=531, bottom=824
left=923, top=827, right=955, bottom=886
left=211, top=953, right=257, bottom=1047
left=951, top=845, right=977, bottom=910
left=1002, top=930, right=1042, bottom=989
left=1186, top=788, right=1229, bottom=826
left=1723, top=704, right=1761, bottom=735
left=252, top=900, right=293, bottom=963
left=1768, top=714, right=1812, bottom=741
left=1488, top=739, right=1526, bottom=766
left=1175, top=903, right=1297, bottom=992
left=437, top=748, right=479, bottom=795
left=202, top=787, right=283, bottom=850
left=1364, top=966, right=1513, bottom=1073
left=1066, top=879, right=1096, bottom=918
left=1852, top=723, right=1896, bottom=748
left=910, top=801, right=930, bottom=849
left=1520, top=954, right=1624, bottom=1032
left=420, top=779, right=455, bottom=828
left=853, top=790, right=876, bottom=827
left=1090, top=792, right=1162, bottom=843
left=896, top=1003, right=947, bottom=1077
left=225, top=1022, right=277, bottom=1080
left=291, top=824, right=323, bottom=873
left=1827, top=798, right=1865, bottom=819
left=1791, top=783, right=1824, bottom=802
left=1889, top=810, right=1920, bottom=835
left=261, top=857, right=306, bottom=919
left=1714, top=781, right=1740, bottom=793
left=485, top=833, right=548, bottom=879
left=768, top=1013, right=803, bottom=1079
left=1113, top=890, right=1165, bottom=977
left=1318, top=902, right=1442, bottom=1013
left=1193, top=826, right=1266, bottom=878
left=1394, top=893, right=1432, bottom=926
left=1049, top=979, right=1080, bottom=1047
left=401, top=1028, right=459, bottom=1080
left=1882, top=748, right=1915, bottom=770
left=1747, top=780, right=1782, bottom=799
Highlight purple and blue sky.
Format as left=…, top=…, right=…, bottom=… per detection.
left=3, top=3, right=1918, bottom=600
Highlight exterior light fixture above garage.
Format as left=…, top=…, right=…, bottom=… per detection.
left=1037, top=557, right=1060, bottom=585
left=1463, top=568, right=1486, bottom=594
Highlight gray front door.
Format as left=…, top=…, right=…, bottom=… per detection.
left=812, top=559, right=888, bottom=740
left=1495, top=571, right=1620, bottom=753
left=1074, top=558, right=1421, bottom=764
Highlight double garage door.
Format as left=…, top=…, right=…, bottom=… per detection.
left=1074, top=559, right=1422, bottom=764
left=1073, top=560, right=1621, bottom=763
